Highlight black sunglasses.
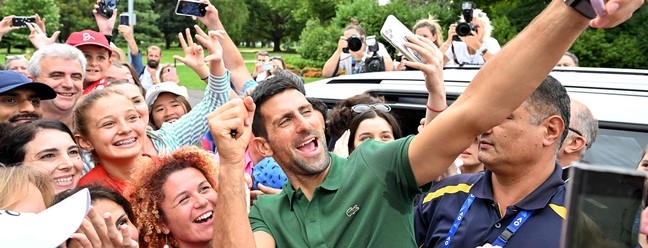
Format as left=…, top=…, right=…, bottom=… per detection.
left=351, top=104, right=391, bottom=113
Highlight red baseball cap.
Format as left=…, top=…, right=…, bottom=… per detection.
left=65, top=30, right=112, bottom=55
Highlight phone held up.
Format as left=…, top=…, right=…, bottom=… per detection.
left=175, top=0, right=208, bottom=17
left=11, top=16, right=36, bottom=28
left=119, top=13, right=129, bottom=26
left=97, top=0, right=120, bottom=19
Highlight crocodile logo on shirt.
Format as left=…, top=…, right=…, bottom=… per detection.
left=346, top=205, right=360, bottom=217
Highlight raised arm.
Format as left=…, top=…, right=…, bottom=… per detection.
left=172, top=27, right=209, bottom=82
left=197, top=1, right=255, bottom=93
left=322, top=36, right=348, bottom=78
left=118, top=24, right=144, bottom=74
left=408, top=0, right=644, bottom=186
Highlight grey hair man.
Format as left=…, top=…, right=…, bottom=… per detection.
left=557, top=99, right=598, bottom=166
left=28, top=43, right=86, bottom=128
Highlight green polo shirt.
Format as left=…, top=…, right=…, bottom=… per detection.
left=249, top=135, right=421, bottom=247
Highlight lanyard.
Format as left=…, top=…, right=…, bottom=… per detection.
left=352, top=59, right=364, bottom=74
left=442, top=194, right=534, bottom=248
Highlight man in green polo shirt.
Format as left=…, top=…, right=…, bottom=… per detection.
left=207, top=0, right=644, bottom=246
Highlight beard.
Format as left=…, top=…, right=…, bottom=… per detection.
left=147, top=60, right=159, bottom=68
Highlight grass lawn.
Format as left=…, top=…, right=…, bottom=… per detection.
left=1, top=46, right=322, bottom=91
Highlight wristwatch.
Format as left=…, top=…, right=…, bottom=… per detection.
left=564, top=0, right=597, bottom=19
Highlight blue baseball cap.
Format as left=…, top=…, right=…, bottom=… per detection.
left=0, top=71, right=56, bottom=100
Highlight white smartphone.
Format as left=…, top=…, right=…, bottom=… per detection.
left=175, top=0, right=208, bottom=17
left=591, top=0, right=606, bottom=17
left=380, top=15, right=424, bottom=63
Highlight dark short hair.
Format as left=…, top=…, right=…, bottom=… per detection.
left=307, top=97, right=328, bottom=123
left=54, top=185, right=136, bottom=225
left=347, top=110, right=402, bottom=153
left=0, top=119, right=75, bottom=165
left=251, top=77, right=305, bottom=139
left=524, top=75, right=571, bottom=147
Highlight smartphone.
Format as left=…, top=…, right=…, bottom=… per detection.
left=119, top=13, right=129, bottom=25
left=591, top=0, right=607, bottom=17
left=175, top=0, right=208, bottom=17
left=97, top=0, right=120, bottom=19
left=11, top=16, right=36, bottom=28
left=561, top=163, right=645, bottom=248
left=261, top=63, right=273, bottom=71
left=380, top=15, right=424, bottom=63
left=166, top=67, right=177, bottom=78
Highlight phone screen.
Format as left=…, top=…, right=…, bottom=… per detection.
left=119, top=14, right=129, bottom=25
left=175, top=0, right=208, bottom=17
left=11, top=17, right=36, bottom=28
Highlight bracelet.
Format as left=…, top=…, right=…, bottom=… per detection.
left=201, top=76, right=209, bottom=81
left=426, top=103, right=448, bottom=113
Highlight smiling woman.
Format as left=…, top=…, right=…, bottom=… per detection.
left=0, top=119, right=83, bottom=194
left=125, top=146, right=218, bottom=248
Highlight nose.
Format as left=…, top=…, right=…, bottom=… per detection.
left=56, top=155, right=75, bottom=172
left=116, top=120, right=134, bottom=135
left=294, top=114, right=312, bottom=134
left=193, top=193, right=209, bottom=209
left=18, top=99, right=36, bottom=113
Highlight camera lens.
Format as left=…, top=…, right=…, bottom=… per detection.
left=456, top=23, right=472, bottom=37
left=347, top=37, right=363, bottom=52
left=367, top=60, right=381, bottom=72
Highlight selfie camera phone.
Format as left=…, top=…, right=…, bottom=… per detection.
left=561, top=163, right=645, bottom=248
left=175, top=0, right=208, bottom=17
left=380, top=15, right=424, bottom=64
left=11, top=16, right=36, bottom=28
left=166, top=67, right=177, bottom=78
left=119, top=13, right=129, bottom=25
left=97, top=0, right=120, bottom=19
left=262, top=63, right=273, bottom=71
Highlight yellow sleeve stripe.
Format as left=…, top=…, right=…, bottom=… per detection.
left=549, top=204, right=566, bottom=219
left=422, top=183, right=473, bottom=204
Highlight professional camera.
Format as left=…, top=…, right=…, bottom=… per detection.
left=454, top=2, right=477, bottom=40
left=364, top=36, right=384, bottom=72
left=343, top=34, right=363, bottom=53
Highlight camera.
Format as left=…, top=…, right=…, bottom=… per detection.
left=97, top=0, right=120, bottom=19
left=364, top=36, right=384, bottom=73
left=454, top=2, right=477, bottom=40
left=343, top=34, right=363, bottom=53
left=11, top=16, right=35, bottom=28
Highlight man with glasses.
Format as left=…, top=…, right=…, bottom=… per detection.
left=557, top=99, right=599, bottom=167
left=0, top=71, right=56, bottom=124
left=28, top=43, right=86, bottom=128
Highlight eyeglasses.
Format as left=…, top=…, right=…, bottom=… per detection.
left=351, top=104, right=391, bottom=113
left=568, top=127, right=583, bottom=137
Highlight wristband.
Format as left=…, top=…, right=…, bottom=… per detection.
left=426, top=103, right=448, bottom=113
left=564, top=0, right=597, bottom=19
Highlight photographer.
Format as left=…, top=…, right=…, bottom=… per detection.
left=322, top=19, right=393, bottom=78
left=443, top=4, right=501, bottom=66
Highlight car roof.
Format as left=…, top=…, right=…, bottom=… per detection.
left=305, top=66, right=648, bottom=126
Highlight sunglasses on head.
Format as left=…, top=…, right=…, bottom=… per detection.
left=351, top=104, right=391, bottom=113
left=5, top=55, right=26, bottom=62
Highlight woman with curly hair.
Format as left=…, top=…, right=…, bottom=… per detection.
left=125, top=146, right=219, bottom=248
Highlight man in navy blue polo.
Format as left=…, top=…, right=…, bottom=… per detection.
left=413, top=75, right=570, bottom=248
left=0, top=71, right=56, bottom=124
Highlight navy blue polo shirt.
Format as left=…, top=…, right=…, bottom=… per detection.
left=413, top=164, right=566, bottom=248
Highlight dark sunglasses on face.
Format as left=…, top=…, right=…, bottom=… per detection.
left=351, top=104, right=391, bottom=113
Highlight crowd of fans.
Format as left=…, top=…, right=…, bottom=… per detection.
left=0, top=0, right=646, bottom=247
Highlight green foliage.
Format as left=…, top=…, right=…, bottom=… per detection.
left=297, top=19, right=340, bottom=61
left=54, top=0, right=96, bottom=41
left=1, top=0, right=61, bottom=48
left=571, top=29, right=645, bottom=68
left=153, top=0, right=196, bottom=49
left=242, top=0, right=306, bottom=52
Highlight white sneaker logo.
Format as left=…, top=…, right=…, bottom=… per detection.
left=346, top=205, right=360, bottom=217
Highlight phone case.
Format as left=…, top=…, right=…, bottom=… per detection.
left=11, top=17, right=35, bottom=28
left=591, top=0, right=606, bottom=17
left=380, top=15, right=423, bottom=63
left=175, top=0, right=207, bottom=17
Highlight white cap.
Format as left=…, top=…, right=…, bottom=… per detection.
left=145, top=82, right=189, bottom=107
left=0, top=188, right=91, bottom=247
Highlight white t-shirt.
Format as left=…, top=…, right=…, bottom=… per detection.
left=445, top=37, right=501, bottom=66
left=139, top=66, right=162, bottom=90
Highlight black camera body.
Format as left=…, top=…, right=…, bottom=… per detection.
left=454, top=2, right=477, bottom=40
left=364, top=35, right=384, bottom=72
left=11, top=16, right=36, bottom=28
left=343, top=34, right=363, bottom=53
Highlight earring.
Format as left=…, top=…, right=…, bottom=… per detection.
left=163, top=234, right=169, bottom=248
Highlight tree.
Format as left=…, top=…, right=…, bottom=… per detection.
left=243, top=0, right=305, bottom=52
left=1, top=0, right=61, bottom=51
left=153, top=0, right=196, bottom=49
